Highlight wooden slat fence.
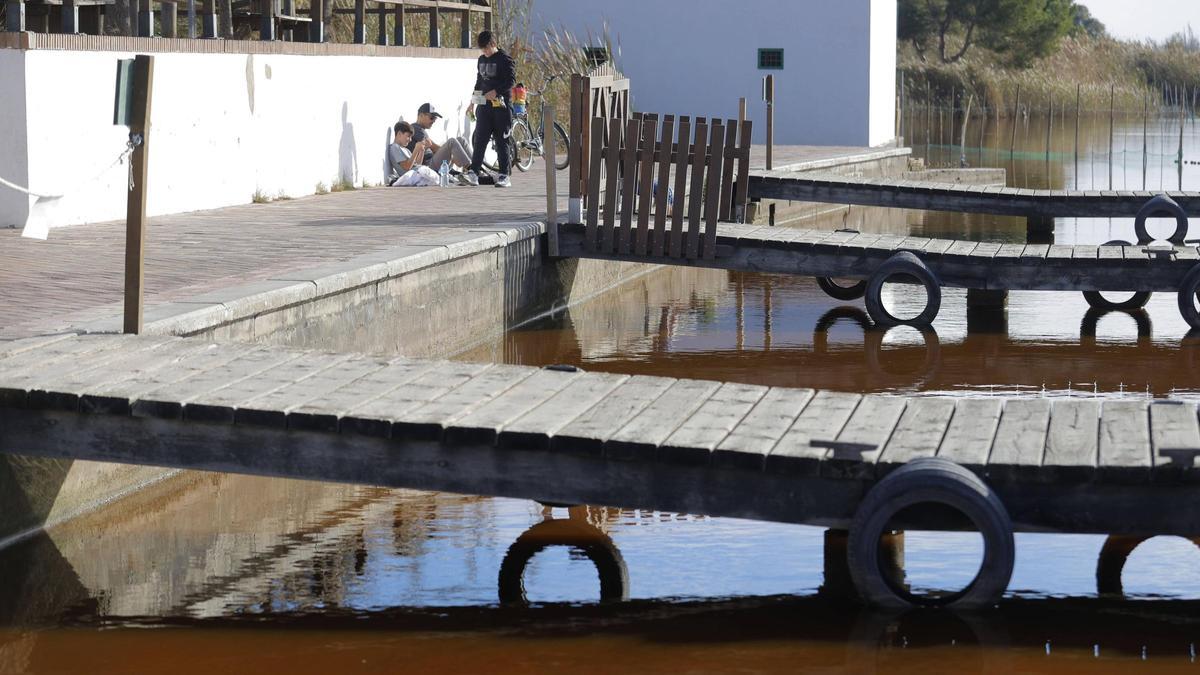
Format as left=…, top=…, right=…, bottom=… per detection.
left=576, top=111, right=753, bottom=260
left=567, top=65, right=632, bottom=221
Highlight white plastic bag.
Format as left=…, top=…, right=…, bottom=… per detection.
left=395, top=165, right=440, bottom=187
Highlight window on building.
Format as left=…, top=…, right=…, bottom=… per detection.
left=758, top=48, right=784, bottom=70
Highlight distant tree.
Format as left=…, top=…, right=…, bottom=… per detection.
left=899, top=0, right=1076, bottom=65
left=1069, top=3, right=1107, bottom=39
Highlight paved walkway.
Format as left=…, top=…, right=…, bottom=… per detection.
left=0, top=144, right=893, bottom=340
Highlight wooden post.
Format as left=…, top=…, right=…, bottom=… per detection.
left=544, top=104, right=559, bottom=257
left=737, top=96, right=747, bottom=128
left=568, top=74, right=583, bottom=223
left=200, top=0, right=216, bottom=37
left=1074, top=83, right=1080, bottom=180
left=353, top=0, right=365, bottom=43
left=459, top=5, right=470, bottom=48
left=160, top=0, right=176, bottom=36
left=1143, top=94, right=1149, bottom=190
left=428, top=5, right=439, bottom=47
left=138, top=0, right=154, bottom=36
left=308, top=0, right=323, bottom=41
left=1044, top=94, right=1052, bottom=185
left=187, top=0, right=194, bottom=37
left=1180, top=97, right=1187, bottom=191
left=1109, top=84, right=1115, bottom=190
left=259, top=0, right=274, bottom=40
left=129, top=0, right=139, bottom=35
left=764, top=74, right=774, bottom=171
left=62, top=0, right=80, bottom=32
left=1009, top=84, right=1020, bottom=160
left=124, top=55, right=154, bottom=336
left=5, top=0, right=26, bottom=31
left=393, top=1, right=405, bottom=45
left=959, top=93, right=972, bottom=167
left=218, top=0, right=232, bottom=37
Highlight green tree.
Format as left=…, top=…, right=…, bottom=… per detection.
left=899, top=0, right=1075, bottom=65
left=1069, top=3, right=1107, bottom=39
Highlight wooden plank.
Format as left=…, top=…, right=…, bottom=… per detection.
left=876, top=397, right=957, bottom=473
left=499, top=372, right=630, bottom=449
left=552, top=375, right=675, bottom=456
left=765, top=391, right=861, bottom=476
left=342, top=362, right=503, bottom=437
left=651, top=115, right=675, bottom=257
left=1042, top=399, right=1100, bottom=482
left=660, top=381, right=768, bottom=464
left=945, top=241, right=979, bottom=257
left=442, top=369, right=584, bottom=445
left=987, top=398, right=1052, bottom=481
left=605, top=378, right=722, bottom=461
left=1098, top=400, right=1152, bottom=482
left=583, top=117, right=604, bottom=251
left=936, top=398, right=1003, bottom=469
left=618, top=118, right=640, bottom=255
left=1047, top=244, right=1074, bottom=260
left=970, top=242, right=1002, bottom=259
left=1072, top=244, right=1098, bottom=259
left=1020, top=244, right=1050, bottom=259
left=1149, top=401, right=1200, bottom=483
left=288, top=359, right=444, bottom=432
left=684, top=119, right=709, bottom=259
left=669, top=117, right=692, bottom=258
left=183, top=352, right=354, bottom=423
left=234, top=355, right=397, bottom=428
left=634, top=117, right=656, bottom=256
left=600, top=118, right=622, bottom=253
left=393, top=364, right=539, bottom=440
left=717, top=118, right=738, bottom=221
left=701, top=121, right=726, bottom=260
left=732, top=120, right=753, bottom=222
left=923, top=238, right=955, bottom=255
left=712, top=387, right=815, bottom=469
left=823, top=395, right=907, bottom=479
left=131, top=348, right=306, bottom=420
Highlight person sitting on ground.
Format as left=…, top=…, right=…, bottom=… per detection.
left=388, top=121, right=431, bottom=186
left=462, top=30, right=517, bottom=188
left=411, top=103, right=472, bottom=171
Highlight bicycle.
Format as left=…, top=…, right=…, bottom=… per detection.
left=510, top=75, right=571, bottom=173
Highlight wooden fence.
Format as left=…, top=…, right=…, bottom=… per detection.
left=566, top=64, right=631, bottom=221
left=575, top=111, right=752, bottom=261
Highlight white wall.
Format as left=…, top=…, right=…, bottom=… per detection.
left=0, top=50, right=30, bottom=230
left=530, top=0, right=896, bottom=147
left=4, top=49, right=476, bottom=230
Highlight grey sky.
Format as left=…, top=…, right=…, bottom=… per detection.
left=1079, top=0, right=1200, bottom=42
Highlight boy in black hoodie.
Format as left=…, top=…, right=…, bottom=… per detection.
left=463, top=30, right=517, bottom=188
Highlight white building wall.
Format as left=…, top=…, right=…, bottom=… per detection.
left=530, top=0, right=896, bottom=147
left=0, top=50, right=30, bottom=230
left=4, top=49, right=476, bottom=230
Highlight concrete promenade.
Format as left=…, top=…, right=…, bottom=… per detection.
left=0, top=144, right=900, bottom=341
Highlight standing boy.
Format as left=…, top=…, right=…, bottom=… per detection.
left=463, top=30, right=516, bottom=188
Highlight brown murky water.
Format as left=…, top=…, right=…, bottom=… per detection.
left=1, top=112, right=1199, bottom=673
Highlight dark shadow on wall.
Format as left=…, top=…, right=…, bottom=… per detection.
left=338, top=102, right=358, bottom=186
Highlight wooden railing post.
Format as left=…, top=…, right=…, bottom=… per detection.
left=259, top=0, right=274, bottom=40
left=124, top=54, right=154, bottom=336
left=568, top=74, right=583, bottom=223
left=200, top=0, right=216, bottom=37
left=160, top=0, right=176, bottom=37
left=138, top=0, right=154, bottom=36
left=62, top=0, right=80, bottom=33
left=428, top=4, right=439, bottom=46
left=376, top=3, right=387, bottom=44
left=352, top=0, right=365, bottom=43
left=393, top=0, right=404, bottom=45
left=459, top=4, right=470, bottom=48
left=544, top=104, right=559, bottom=257
left=764, top=74, right=774, bottom=171
left=5, top=0, right=26, bottom=32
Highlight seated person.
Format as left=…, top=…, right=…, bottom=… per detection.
left=411, top=102, right=471, bottom=170
left=388, top=121, right=430, bottom=186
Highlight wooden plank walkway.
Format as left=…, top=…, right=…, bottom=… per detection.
left=556, top=222, right=1200, bottom=293
left=3, top=334, right=1200, bottom=536
left=747, top=171, right=1200, bottom=218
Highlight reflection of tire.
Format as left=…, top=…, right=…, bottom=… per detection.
left=864, top=252, right=942, bottom=327
left=1083, top=240, right=1152, bottom=309
left=864, top=325, right=941, bottom=383
left=511, top=119, right=535, bottom=173
left=817, top=277, right=868, bottom=301
left=845, top=608, right=1012, bottom=674
left=1178, top=263, right=1200, bottom=330
left=847, top=458, right=1014, bottom=610
left=813, top=307, right=872, bottom=354
left=1079, top=307, right=1152, bottom=348
left=498, top=518, right=629, bottom=605
left=1133, top=194, right=1188, bottom=244
left=1096, top=534, right=1200, bottom=597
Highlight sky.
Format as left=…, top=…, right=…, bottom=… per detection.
left=1079, top=0, right=1200, bottom=42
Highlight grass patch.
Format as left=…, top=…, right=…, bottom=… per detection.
left=330, top=177, right=356, bottom=193
left=314, top=181, right=329, bottom=195
left=251, top=189, right=271, bottom=204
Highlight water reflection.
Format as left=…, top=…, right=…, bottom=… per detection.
left=498, top=505, right=628, bottom=605
left=462, top=269, right=1200, bottom=398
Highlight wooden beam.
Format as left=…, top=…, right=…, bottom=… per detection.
left=353, top=0, right=365, bottom=43
left=61, top=0, right=79, bottom=32
left=428, top=2, right=439, bottom=46
left=393, top=0, right=405, bottom=45
left=544, top=104, right=559, bottom=257
left=124, top=54, right=154, bottom=336
left=160, top=0, right=177, bottom=37
left=6, top=0, right=26, bottom=32
left=259, top=0, right=274, bottom=40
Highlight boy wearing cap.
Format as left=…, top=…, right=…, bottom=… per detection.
left=411, top=102, right=472, bottom=170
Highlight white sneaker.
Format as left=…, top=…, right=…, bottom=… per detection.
left=460, top=170, right=479, bottom=186
left=495, top=174, right=511, bottom=188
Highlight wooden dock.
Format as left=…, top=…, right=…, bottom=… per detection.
left=747, top=171, right=1200, bottom=220
left=2, top=333, right=1199, bottom=538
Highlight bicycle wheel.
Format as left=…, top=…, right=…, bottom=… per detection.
left=551, top=121, right=570, bottom=171
left=511, top=120, right=535, bottom=173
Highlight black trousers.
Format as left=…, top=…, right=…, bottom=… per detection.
left=470, top=103, right=512, bottom=175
